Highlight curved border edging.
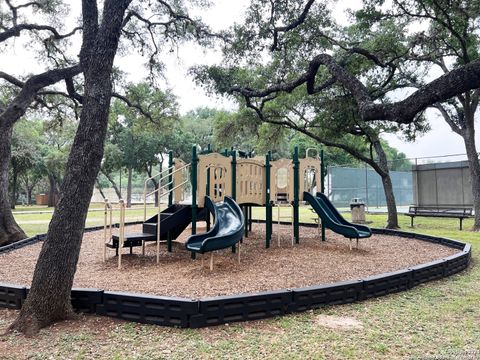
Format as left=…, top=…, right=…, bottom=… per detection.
left=0, top=225, right=472, bottom=328
left=0, top=221, right=144, bottom=255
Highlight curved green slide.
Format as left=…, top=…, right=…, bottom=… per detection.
left=185, top=196, right=245, bottom=254
left=304, top=192, right=372, bottom=239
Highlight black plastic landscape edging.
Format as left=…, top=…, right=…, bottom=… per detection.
left=0, top=224, right=472, bottom=328
left=0, top=221, right=144, bottom=255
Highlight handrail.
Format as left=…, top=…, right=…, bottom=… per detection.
left=144, top=165, right=175, bottom=187
left=140, top=159, right=191, bottom=265
left=153, top=179, right=190, bottom=263
left=103, top=198, right=113, bottom=263
left=275, top=202, right=294, bottom=247
left=143, top=162, right=191, bottom=221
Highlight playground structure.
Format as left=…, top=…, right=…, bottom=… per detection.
left=104, top=146, right=372, bottom=269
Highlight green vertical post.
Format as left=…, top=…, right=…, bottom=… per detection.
left=231, top=150, right=237, bottom=200
left=293, top=146, right=300, bottom=243
left=320, top=149, right=326, bottom=241
left=265, top=151, right=272, bottom=248
left=191, top=145, right=198, bottom=236
left=168, top=150, right=173, bottom=207
left=206, top=145, right=211, bottom=232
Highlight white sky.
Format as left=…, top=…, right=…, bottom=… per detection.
left=1, top=0, right=478, bottom=160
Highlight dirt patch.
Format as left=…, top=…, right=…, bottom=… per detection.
left=0, top=223, right=457, bottom=299
left=314, top=315, right=364, bottom=330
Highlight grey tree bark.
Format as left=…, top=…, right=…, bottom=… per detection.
left=0, top=127, right=27, bottom=246
left=9, top=0, right=132, bottom=334
left=100, top=169, right=122, bottom=201
left=461, top=124, right=480, bottom=230
left=372, top=140, right=399, bottom=229
left=0, top=64, right=81, bottom=245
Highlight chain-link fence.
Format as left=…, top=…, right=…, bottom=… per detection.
left=326, top=165, right=413, bottom=210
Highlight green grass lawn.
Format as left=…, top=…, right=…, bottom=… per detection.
left=14, top=206, right=159, bottom=237
left=2, top=210, right=479, bottom=359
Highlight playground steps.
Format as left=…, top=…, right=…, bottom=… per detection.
left=106, top=233, right=156, bottom=249
left=142, top=204, right=194, bottom=241
left=106, top=204, right=195, bottom=250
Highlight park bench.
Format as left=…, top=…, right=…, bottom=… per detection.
left=405, top=205, right=473, bottom=230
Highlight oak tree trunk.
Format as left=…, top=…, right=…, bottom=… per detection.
left=95, top=178, right=107, bottom=200
left=372, top=140, right=399, bottom=229
left=0, top=127, right=27, bottom=246
left=381, top=173, right=399, bottom=229
left=27, top=188, right=33, bottom=205
left=462, top=127, right=480, bottom=230
left=47, top=174, right=58, bottom=207
left=10, top=0, right=131, bottom=334
left=101, top=169, right=122, bottom=201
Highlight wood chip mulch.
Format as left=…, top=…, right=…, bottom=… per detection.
left=0, top=223, right=457, bottom=299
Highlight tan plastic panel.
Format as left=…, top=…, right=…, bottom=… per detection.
left=173, top=158, right=187, bottom=203
left=270, top=158, right=294, bottom=203
left=197, top=153, right=232, bottom=207
left=299, top=158, right=321, bottom=200
left=236, top=158, right=265, bottom=205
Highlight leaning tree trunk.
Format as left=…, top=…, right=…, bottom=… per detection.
left=9, top=0, right=131, bottom=334
left=462, top=127, right=480, bottom=230
left=380, top=173, right=399, bottom=229
left=101, top=169, right=122, bottom=201
left=95, top=178, right=107, bottom=200
left=373, top=140, right=399, bottom=229
left=47, top=174, right=58, bottom=207
left=0, top=127, right=27, bottom=246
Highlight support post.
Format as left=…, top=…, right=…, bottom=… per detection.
left=103, top=199, right=108, bottom=263
left=265, top=151, right=272, bottom=248
left=248, top=206, right=252, bottom=231
left=231, top=150, right=237, bottom=200
left=320, top=149, right=326, bottom=242
left=191, top=145, right=198, bottom=235
left=206, top=148, right=211, bottom=232
left=244, top=205, right=249, bottom=237
left=293, top=146, right=300, bottom=244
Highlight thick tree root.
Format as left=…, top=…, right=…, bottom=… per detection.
left=8, top=307, right=77, bottom=336
left=0, top=229, right=28, bottom=247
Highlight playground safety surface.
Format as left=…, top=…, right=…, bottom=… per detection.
left=0, top=223, right=457, bottom=299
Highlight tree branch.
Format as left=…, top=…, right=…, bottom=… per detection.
left=0, top=64, right=82, bottom=129
left=270, top=0, right=316, bottom=51
left=0, top=24, right=81, bottom=43
left=232, top=53, right=480, bottom=124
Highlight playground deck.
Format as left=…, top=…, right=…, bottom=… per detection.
left=0, top=223, right=456, bottom=299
